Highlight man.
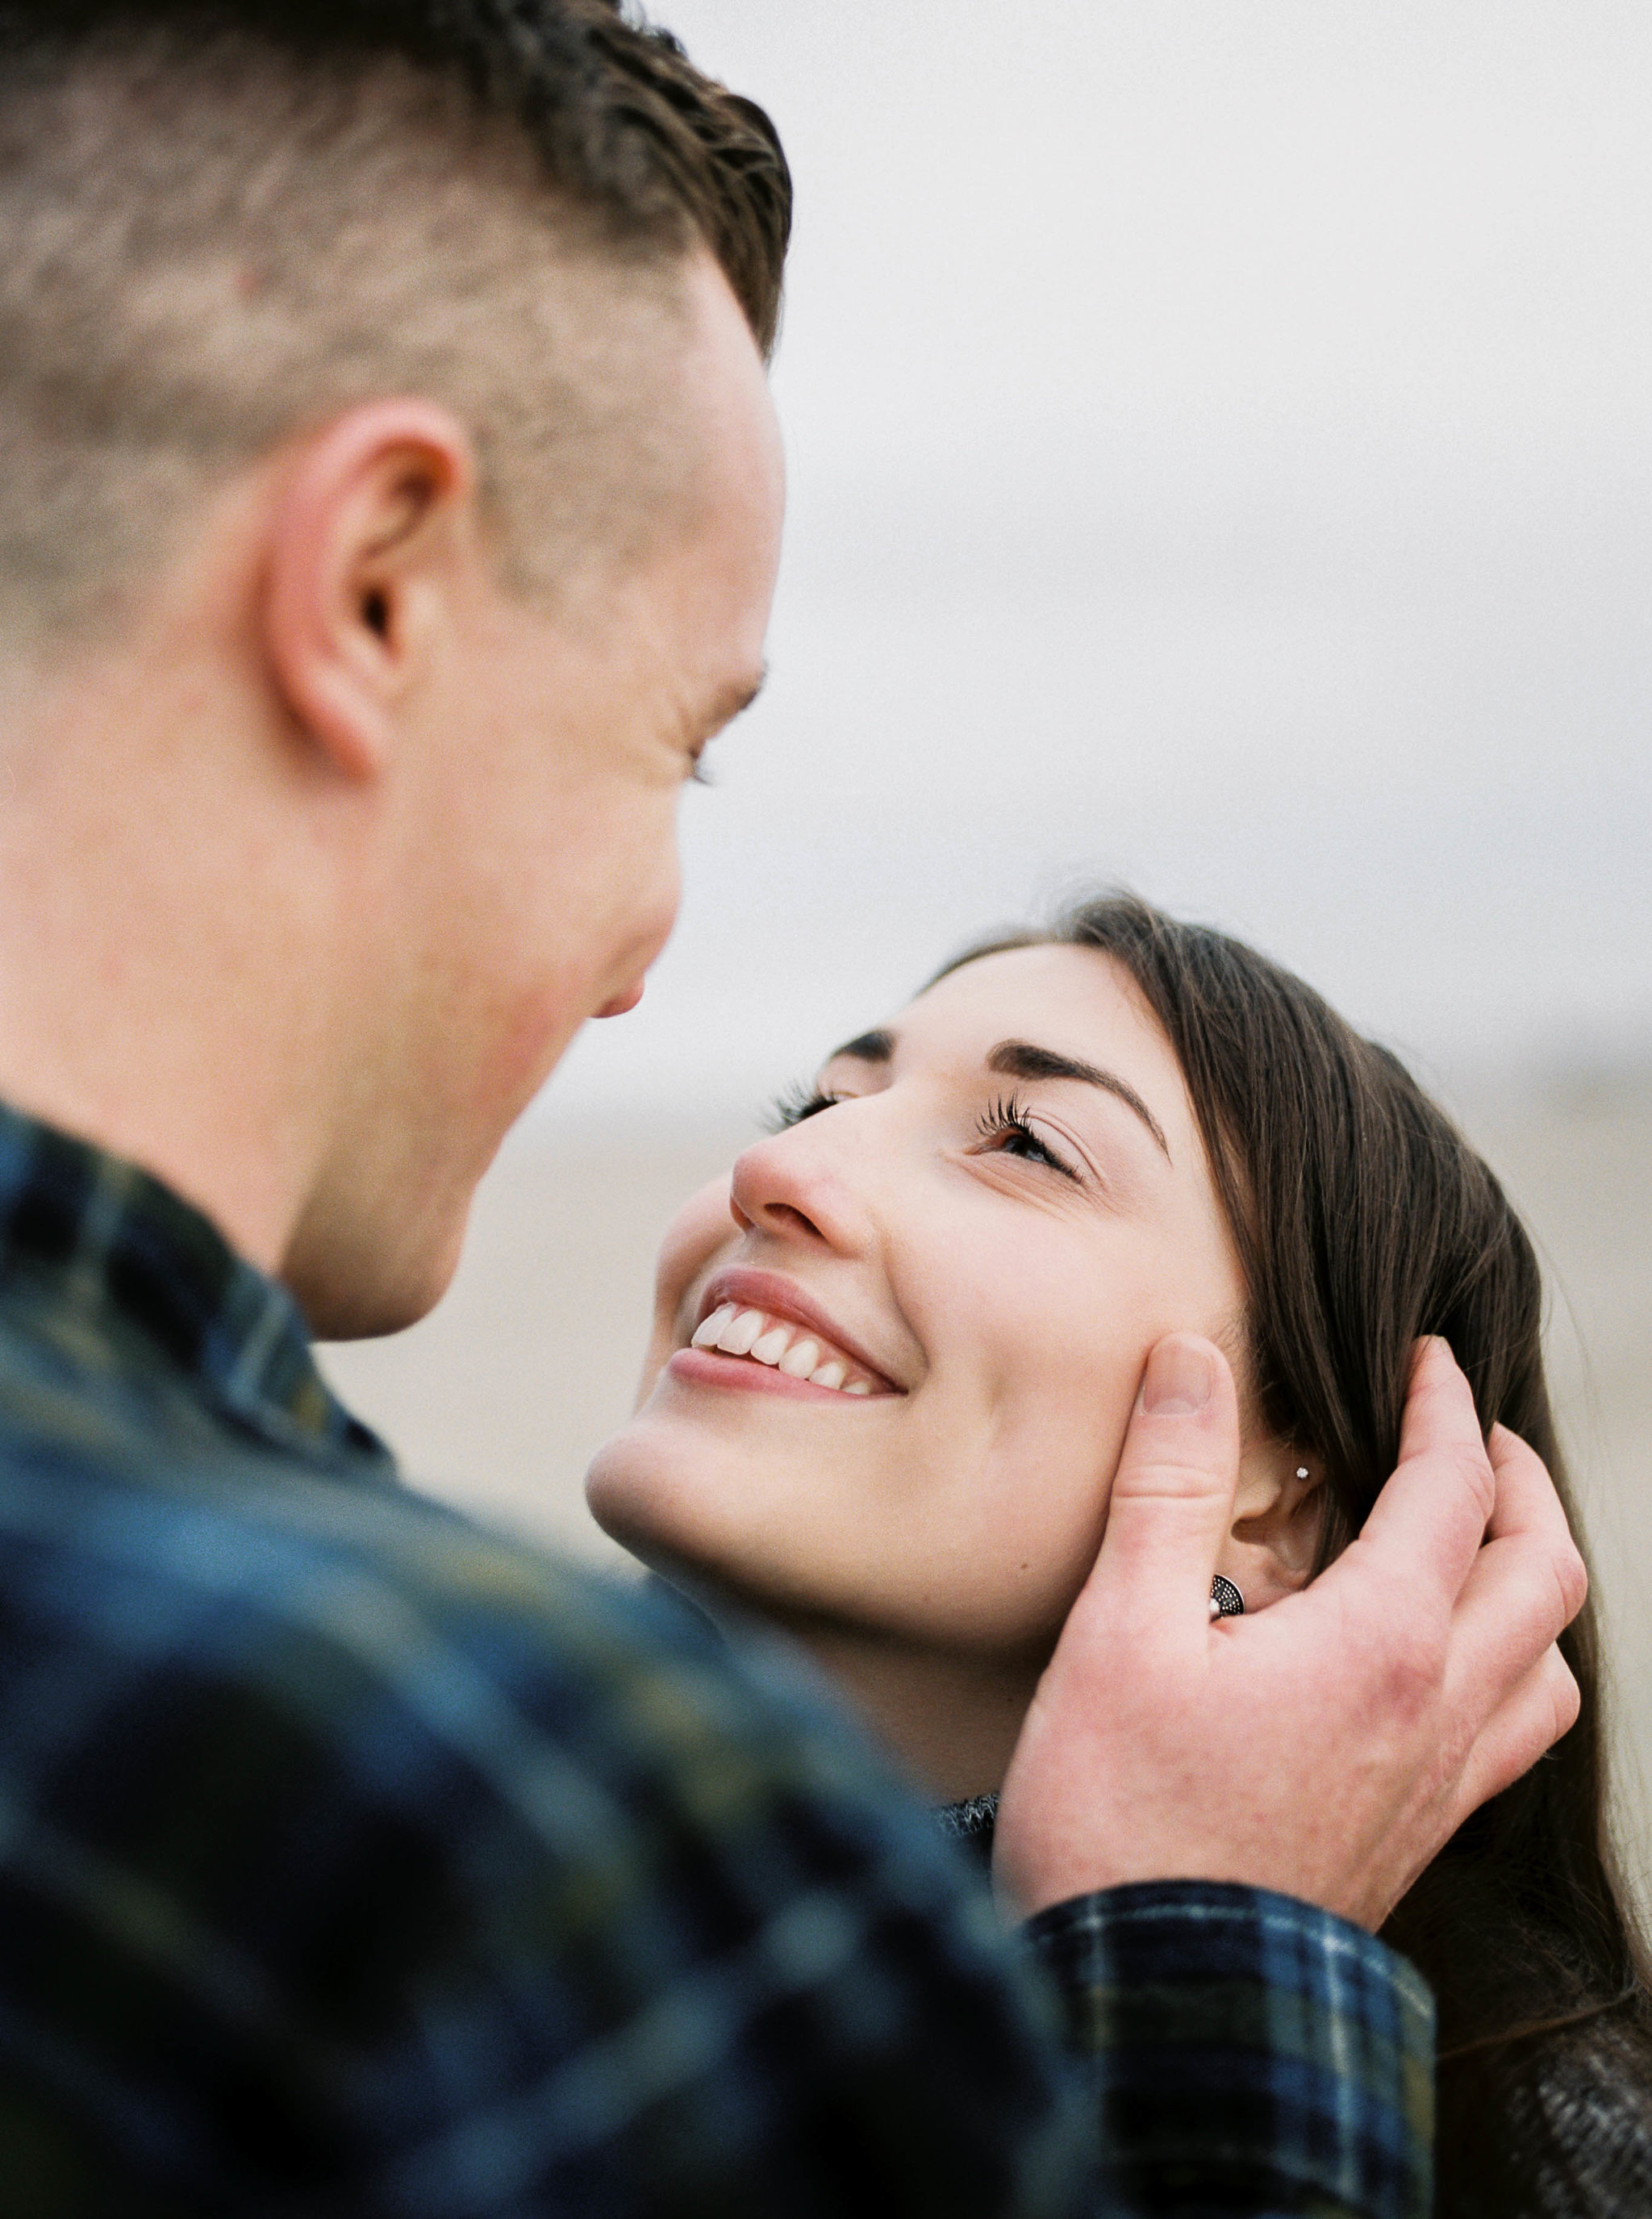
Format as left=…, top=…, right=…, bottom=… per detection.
left=0, top=4, right=1584, bottom=2213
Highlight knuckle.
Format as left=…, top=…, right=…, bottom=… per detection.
left=1554, top=1541, right=1590, bottom=1625
left=1547, top=1650, right=1583, bottom=1741
left=1448, top=1440, right=1497, bottom=1525
left=1339, top=1560, right=1448, bottom=1714
left=1382, top=1616, right=1448, bottom=1714
left=1487, top=1556, right=1573, bottom=1667
left=1486, top=1419, right=1533, bottom=1469
left=1502, top=1554, right=1572, bottom=1653
left=1113, top=1447, right=1230, bottom=1501
left=1508, top=1542, right=1588, bottom=1649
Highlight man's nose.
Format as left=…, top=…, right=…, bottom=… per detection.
left=594, top=979, right=645, bottom=1018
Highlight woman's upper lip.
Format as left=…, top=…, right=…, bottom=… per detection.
left=694, top=1266, right=903, bottom=1393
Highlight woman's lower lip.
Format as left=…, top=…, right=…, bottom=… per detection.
left=666, top=1347, right=889, bottom=1402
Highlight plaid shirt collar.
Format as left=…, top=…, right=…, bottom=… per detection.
left=0, top=1096, right=390, bottom=1470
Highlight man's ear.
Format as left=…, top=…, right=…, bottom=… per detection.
left=262, top=399, right=481, bottom=780
left=1219, top=1445, right=1325, bottom=1611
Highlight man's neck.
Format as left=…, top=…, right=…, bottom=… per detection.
left=0, top=644, right=344, bottom=1282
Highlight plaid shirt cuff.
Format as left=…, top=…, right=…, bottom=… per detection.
left=1023, top=1880, right=1434, bottom=2219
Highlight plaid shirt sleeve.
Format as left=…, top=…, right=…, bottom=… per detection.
left=1024, top=1879, right=1435, bottom=2218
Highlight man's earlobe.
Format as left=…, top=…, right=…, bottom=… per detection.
left=261, top=399, right=480, bottom=782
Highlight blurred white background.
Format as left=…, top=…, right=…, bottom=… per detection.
left=538, top=0, right=1652, bottom=1124
left=324, top=2, right=1652, bottom=1864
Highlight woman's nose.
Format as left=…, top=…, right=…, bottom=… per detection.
left=728, top=1123, right=872, bottom=1253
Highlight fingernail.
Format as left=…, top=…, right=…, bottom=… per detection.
left=1141, top=1338, right=1214, bottom=1416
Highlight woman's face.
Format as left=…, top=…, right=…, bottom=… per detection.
left=586, top=945, right=1250, bottom=1654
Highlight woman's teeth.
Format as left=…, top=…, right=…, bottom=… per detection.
left=690, top=1303, right=877, bottom=1394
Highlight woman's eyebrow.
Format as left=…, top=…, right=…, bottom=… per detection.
left=824, top=1028, right=896, bottom=1066
left=986, top=1039, right=1171, bottom=1160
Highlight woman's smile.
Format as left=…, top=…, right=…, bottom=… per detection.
left=680, top=1264, right=903, bottom=1399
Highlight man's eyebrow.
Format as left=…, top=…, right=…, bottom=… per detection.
left=824, top=1028, right=895, bottom=1066
left=987, top=1039, right=1171, bottom=1159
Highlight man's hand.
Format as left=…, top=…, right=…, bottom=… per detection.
left=993, top=1335, right=1587, bottom=1930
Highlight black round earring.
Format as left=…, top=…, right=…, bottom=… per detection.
left=1208, top=1573, right=1245, bottom=1620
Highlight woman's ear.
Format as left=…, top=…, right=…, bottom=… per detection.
left=1218, top=1444, right=1325, bottom=1612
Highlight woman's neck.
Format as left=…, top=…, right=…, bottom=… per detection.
left=774, top=1617, right=1046, bottom=1804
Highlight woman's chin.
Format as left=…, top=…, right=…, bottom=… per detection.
left=586, top=1429, right=853, bottom=1630
left=583, top=1424, right=757, bottom=1584
left=583, top=1436, right=667, bottom=1558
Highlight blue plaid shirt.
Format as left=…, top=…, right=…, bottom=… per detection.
left=0, top=1100, right=1433, bottom=2215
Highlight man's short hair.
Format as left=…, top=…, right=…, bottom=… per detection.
left=0, top=2, right=791, bottom=640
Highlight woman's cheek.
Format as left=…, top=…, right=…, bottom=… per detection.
left=1011, top=1325, right=1153, bottom=1585
left=637, top=1177, right=737, bottom=1406
left=919, top=1340, right=1130, bottom=1645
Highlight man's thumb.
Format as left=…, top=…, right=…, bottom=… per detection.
left=1082, top=1333, right=1242, bottom=1639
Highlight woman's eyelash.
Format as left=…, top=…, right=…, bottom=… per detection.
left=766, top=1082, right=839, bottom=1133
left=975, top=1093, right=1080, bottom=1181
left=765, top=1084, right=1078, bottom=1180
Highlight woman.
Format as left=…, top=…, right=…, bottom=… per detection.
left=586, top=894, right=1652, bottom=2216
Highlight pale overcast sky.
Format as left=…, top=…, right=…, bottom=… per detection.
left=542, top=0, right=1652, bottom=1124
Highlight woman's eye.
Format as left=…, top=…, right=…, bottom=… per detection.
left=975, top=1096, right=1079, bottom=1181
left=999, top=1124, right=1058, bottom=1166
left=995, top=1123, right=1069, bottom=1173
left=766, top=1085, right=841, bottom=1133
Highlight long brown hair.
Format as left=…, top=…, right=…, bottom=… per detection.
left=945, top=894, right=1652, bottom=2216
